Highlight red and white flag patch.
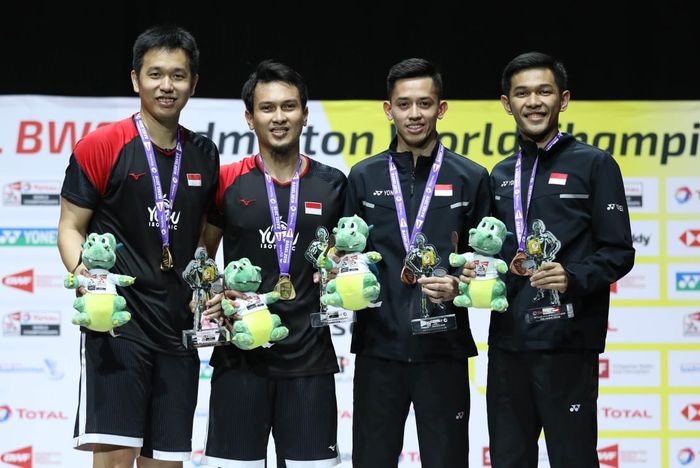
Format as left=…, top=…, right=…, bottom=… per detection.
left=186, top=173, right=202, bottom=187
left=548, top=173, right=568, bottom=185
left=305, top=201, right=322, bottom=215
left=434, top=184, right=453, bottom=196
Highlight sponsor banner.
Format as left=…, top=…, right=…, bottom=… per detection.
left=668, top=351, right=700, bottom=387
left=667, top=222, right=700, bottom=256
left=611, top=264, right=660, bottom=300
left=0, top=228, right=57, bottom=247
left=597, top=439, right=661, bottom=467
left=669, top=396, right=700, bottom=430
left=2, top=311, right=61, bottom=337
left=668, top=439, right=700, bottom=467
left=624, top=178, right=659, bottom=214
left=1, top=180, right=61, bottom=207
left=668, top=265, right=700, bottom=300
left=607, top=307, right=700, bottom=343
left=630, top=220, right=659, bottom=257
left=599, top=351, right=660, bottom=387
left=597, top=394, right=661, bottom=431
left=666, top=177, right=700, bottom=214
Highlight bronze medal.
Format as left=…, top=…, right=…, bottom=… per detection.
left=509, top=250, right=534, bottom=276
left=160, top=245, right=174, bottom=271
left=400, top=265, right=416, bottom=285
left=274, top=275, right=296, bottom=300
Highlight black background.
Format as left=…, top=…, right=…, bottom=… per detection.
left=3, top=3, right=698, bottom=101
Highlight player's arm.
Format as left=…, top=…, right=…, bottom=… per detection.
left=57, top=197, right=92, bottom=274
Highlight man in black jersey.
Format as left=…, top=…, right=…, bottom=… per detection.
left=485, top=52, right=634, bottom=468
left=345, top=58, right=491, bottom=467
left=57, top=25, right=219, bottom=467
left=200, top=60, right=346, bottom=467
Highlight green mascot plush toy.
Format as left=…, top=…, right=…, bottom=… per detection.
left=318, top=215, right=382, bottom=310
left=222, top=257, right=289, bottom=350
left=63, top=232, right=135, bottom=332
left=449, top=216, right=509, bottom=312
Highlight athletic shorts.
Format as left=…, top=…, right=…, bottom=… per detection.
left=202, top=367, right=340, bottom=467
left=73, top=332, right=199, bottom=461
left=352, top=355, right=470, bottom=468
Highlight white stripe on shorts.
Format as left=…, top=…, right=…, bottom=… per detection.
left=200, top=454, right=265, bottom=467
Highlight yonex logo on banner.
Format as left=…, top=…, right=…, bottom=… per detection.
left=0, top=228, right=57, bottom=247
left=677, top=273, right=700, bottom=291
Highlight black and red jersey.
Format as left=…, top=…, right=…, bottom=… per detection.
left=208, top=155, right=346, bottom=378
left=61, top=115, right=220, bottom=354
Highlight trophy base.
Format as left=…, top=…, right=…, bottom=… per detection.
left=182, top=327, right=231, bottom=349
left=310, top=307, right=355, bottom=327
left=411, top=313, right=457, bottom=335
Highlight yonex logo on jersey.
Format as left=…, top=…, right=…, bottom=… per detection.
left=129, top=172, right=147, bottom=181
left=570, top=404, right=581, bottom=412
left=259, top=224, right=299, bottom=250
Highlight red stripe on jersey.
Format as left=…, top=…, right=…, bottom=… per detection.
left=216, top=156, right=257, bottom=212
left=73, top=116, right=138, bottom=196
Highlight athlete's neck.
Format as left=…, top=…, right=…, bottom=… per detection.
left=397, top=134, right=438, bottom=167
left=139, top=110, right=179, bottom=150
left=260, top=150, right=303, bottom=183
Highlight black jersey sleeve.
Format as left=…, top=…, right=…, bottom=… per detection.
left=564, top=153, right=635, bottom=296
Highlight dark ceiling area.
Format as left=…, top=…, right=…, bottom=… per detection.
left=3, top=4, right=698, bottom=101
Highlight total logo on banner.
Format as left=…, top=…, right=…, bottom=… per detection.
left=666, top=177, right=700, bottom=213
left=0, top=404, right=69, bottom=423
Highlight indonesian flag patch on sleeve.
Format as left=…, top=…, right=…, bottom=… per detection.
left=548, top=173, right=568, bottom=185
left=305, top=201, right=322, bottom=215
left=186, top=173, right=202, bottom=186
left=434, top=184, right=453, bottom=196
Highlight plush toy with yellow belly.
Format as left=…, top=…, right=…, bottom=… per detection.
left=221, top=257, right=289, bottom=350
left=318, top=215, right=382, bottom=311
left=449, top=216, right=509, bottom=312
left=63, top=232, right=135, bottom=332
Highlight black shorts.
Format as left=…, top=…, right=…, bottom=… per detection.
left=202, top=367, right=340, bottom=467
left=73, top=332, right=199, bottom=461
left=352, top=355, right=470, bottom=468
left=486, top=347, right=600, bottom=468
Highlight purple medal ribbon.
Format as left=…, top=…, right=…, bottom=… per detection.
left=388, top=143, right=445, bottom=253
left=260, top=155, right=302, bottom=276
left=513, top=132, right=561, bottom=250
left=134, top=113, right=182, bottom=252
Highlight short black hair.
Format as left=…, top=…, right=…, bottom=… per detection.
left=501, top=51, right=568, bottom=96
left=386, top=58, right=443, bottom=101
left=132, top=24, right=199, bottom=77
left=241, top=60, right=308, bottom=113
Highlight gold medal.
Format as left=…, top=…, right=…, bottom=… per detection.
left=160, top=245, right=174, bottom=271
left=274, top=275, right=296, bottom=300
left=400, top=265, right=416, bottom=285
left=509, top=250, right=534, bottom=276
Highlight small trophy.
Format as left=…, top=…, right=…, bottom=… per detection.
left=524, top=219, right=574, bottom=323
left=305, top=226, right=355, bottom=327
left=407, top=233, right=457, bottom=334
left=182, top=247, right=231, bottom=348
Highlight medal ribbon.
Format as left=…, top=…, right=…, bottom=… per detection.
left=388, top=143, right=445, bottom=254
left=513, top=132, right=561, bottom=251
left=134, top=113, right=182, bottom=253
left=260, top=155, right=302, bottom=276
